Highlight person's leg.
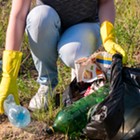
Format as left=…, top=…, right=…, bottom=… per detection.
left=26, top=5, right=61, bottom=110
left=58, top=22, right=101, bottom=77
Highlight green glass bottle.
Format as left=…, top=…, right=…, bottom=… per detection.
left=46, top=84, right=110, bottom=135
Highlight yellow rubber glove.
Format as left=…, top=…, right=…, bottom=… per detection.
left=0, top=50, right=22, bottom=114
left=100, top=21, right=127, bottom=63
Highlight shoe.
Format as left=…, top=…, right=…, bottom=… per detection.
left=28, top=85, right=50, bottom=111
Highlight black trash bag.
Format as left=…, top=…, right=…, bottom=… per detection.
left=83, top=54, right=125, bottom=140
left=123, top=67, right=140, bottom=113
left=117, top=67, right=140, bottom=140
left=62, top=77, right=91, bottom=106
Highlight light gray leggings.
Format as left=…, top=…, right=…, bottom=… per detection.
left=26, top=5, right=101, bottom=88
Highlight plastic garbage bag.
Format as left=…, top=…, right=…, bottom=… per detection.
left=62, top=77, right=91, bottom=106
left=83, top=54, right=125, bottom=140
left=116, top=67, right=140, bottom=140
left=83, top=53, right=140, bottom=140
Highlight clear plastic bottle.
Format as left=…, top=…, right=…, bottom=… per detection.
left=4, top=94, right=31, bottom=128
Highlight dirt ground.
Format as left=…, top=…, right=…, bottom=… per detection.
left=0, top=115, right=65, bottom=140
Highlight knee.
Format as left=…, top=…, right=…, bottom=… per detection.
left=26, top=5, right=61, bottom=31
left=59, top=42, right=81, bottom=68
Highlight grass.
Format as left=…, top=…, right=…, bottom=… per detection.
left=115, top=0, right=140, bottom=67
left=0, top=0, right=140, bottom=139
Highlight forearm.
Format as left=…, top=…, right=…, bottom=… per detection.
left=99, top=0, right=115, bottom=24
left=99, top=0, right=127, bottom=63
left=5, top=16, right=26, bottom=51
left=5, top=0, right=31, bottom=51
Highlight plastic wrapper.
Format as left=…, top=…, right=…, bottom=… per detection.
left=75, top=50, right=112, bottom=83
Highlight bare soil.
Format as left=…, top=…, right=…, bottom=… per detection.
left=0, top=115, right=65, bottom=140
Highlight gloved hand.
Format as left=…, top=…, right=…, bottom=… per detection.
left=100, top=21, right=127, bottom=63
left=0, top=50, right=22, bottom=114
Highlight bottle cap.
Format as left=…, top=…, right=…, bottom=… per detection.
left=45, top=126, right=54, bottom=135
